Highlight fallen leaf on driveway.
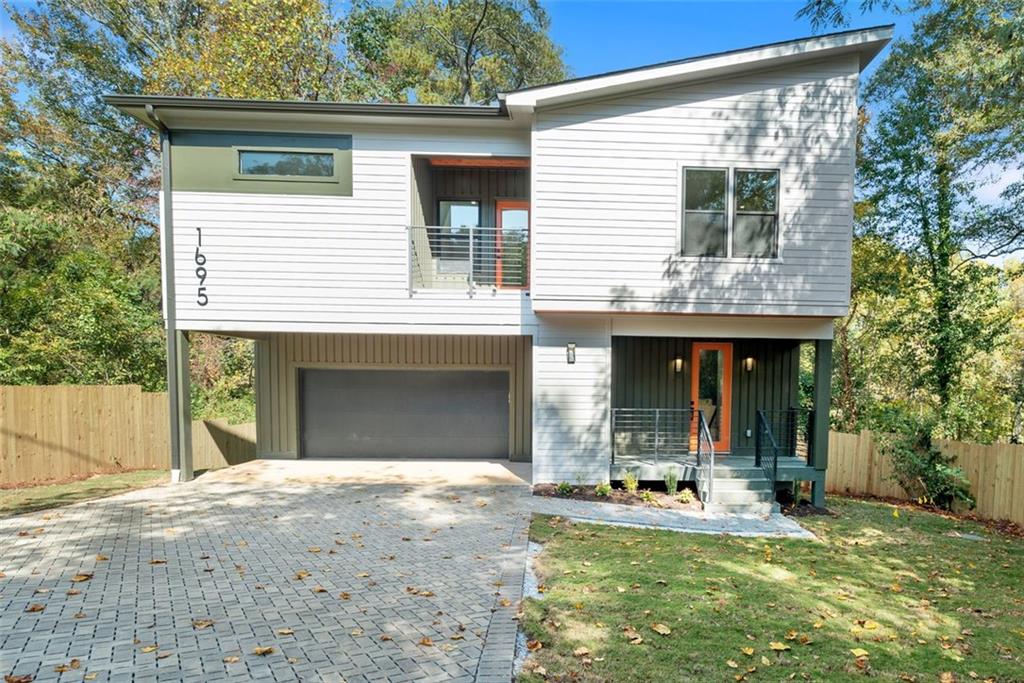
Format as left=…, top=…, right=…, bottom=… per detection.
left=311, top=586, right=327, bottom=594
left=95, top=555, right=109, bottom=562
left=355, top=572, right=370, bottom=578
left=293, top=570, right=311, bottom=580
left=308, top=547, right=321, bottom=553
left=5, top=675, right=34, bottom=683
left=191, top=619, right=215, bottom=630
left=339, top=592, right=351, bottom=600
left=155, top=652, right=172, bottom=660
left=24, top=604, right=44, bottom=613
left=418, top=637, right=434, bottom=647
left=276, top=628, right=294, bottom=636
left=84, top=674, right=97, bottom=681
left=66, top=589, right=80, bottom=596
left=140, top=645, right=158, bottom=653
left=70, top=573, right=93, bottom=583
left=252, top=647, right=274, bottom=656
left=149, top=560, right=166, bottom=565
left=379, top=634, right=392, bottom=641
left=222, top=656, right=240, bottom=664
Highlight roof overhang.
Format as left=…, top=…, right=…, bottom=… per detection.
left=500, top=25, right=893, bottom=118
left=103, top=94, right=517, bottom=132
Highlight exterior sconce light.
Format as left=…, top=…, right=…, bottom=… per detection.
left=743, top=357, right=755, bottom=372
left=673, top=357, right=683, bottom=373
left=566, top=342, right=576, bottom=364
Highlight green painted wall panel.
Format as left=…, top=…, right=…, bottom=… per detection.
left=611, top=336, right=800, bottom=456
left=170, top=130, right=353, bottom=195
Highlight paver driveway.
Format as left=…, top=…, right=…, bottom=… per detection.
left=1, top=460, right=533, bottom=683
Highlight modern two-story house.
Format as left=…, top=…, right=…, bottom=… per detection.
left=107, top=26, right=892, bottom=512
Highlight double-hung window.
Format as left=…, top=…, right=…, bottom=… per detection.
left=681, top=167, right=780, bottom=258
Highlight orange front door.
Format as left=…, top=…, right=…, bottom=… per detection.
left=691, top=342, right=733, bottom=453
left=495, top=200, right=530, bottom=288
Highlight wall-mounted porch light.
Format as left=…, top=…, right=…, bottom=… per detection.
left=673, top=357, right=684, bottom=373
left=566, top=342, right=576, bottom=364
left=743, top=357, right=755, bottom=372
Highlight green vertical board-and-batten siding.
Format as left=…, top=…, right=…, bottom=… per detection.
left=611, top=336, right=800, bottom=456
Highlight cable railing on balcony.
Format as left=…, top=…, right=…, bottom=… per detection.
left=755, top=409, right=781, bottom=484
left=408, top=225, right=529, bottom=292
left=758, top=407, right=813, bottom=463
left=695, top=410, right=716, bottom=505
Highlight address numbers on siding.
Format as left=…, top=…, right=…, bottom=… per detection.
left=195, top=227, right=208, bottom=306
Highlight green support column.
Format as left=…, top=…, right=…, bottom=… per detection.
left=810, top=338, right=832, bottom=506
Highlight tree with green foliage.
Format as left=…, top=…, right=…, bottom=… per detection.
left=347, top=0, right=567, bottom=104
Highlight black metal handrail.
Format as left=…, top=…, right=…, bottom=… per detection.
left=695, top=409, right=715, bottom=504
left=611, top=408, right=695, bottom=464
left=755, top=409, right=781, bottom=483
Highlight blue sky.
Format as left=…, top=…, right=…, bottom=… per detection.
left=544, top=0, right=908, bottom=83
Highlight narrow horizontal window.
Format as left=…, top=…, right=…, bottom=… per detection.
left=733, top=169, right=779, bottom=258
left=682, top=168, right=728, bottom=257
left=238, top=150, right=335, bottom=177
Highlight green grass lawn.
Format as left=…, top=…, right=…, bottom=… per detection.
left=0, top=470, right=168, bottom=518
left=521, top=497, right=1024, bottom=682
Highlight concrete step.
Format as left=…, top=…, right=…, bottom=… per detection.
left=711, top=477, right=773, bottom=492
left=702, top=500, right=780, bottom=515
left=709, top=466, right=766, bottom=479
left=710, top=488, right=776, bottom=505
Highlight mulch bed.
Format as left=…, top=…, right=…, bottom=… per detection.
left=533, top=483, right=703, bottom=511
left=828, top=492, right=1024, bottom=539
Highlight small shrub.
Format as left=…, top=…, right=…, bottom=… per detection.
left=677, top=488, right=695, bottom=504
left=639, top=489, right=662, bottom=507
left=881, top=427, right=974, bottom=510
left=663, top=470, right=679, bottom=493
left=555, top=481, right=574, bottom=496
left=623, top=471, right=639, bottom=494
left=594, top=482, right=612, bottom=497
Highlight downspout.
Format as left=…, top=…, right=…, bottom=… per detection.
left=145, top=105, right=189, bottom=482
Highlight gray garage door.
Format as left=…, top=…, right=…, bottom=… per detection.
left=299, top=368, right=510, bottom=458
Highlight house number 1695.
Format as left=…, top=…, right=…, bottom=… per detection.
left=195, top=227, right=208, bottom=306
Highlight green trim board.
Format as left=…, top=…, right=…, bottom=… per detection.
left=170, top=130, right=352, bottom=195
left=611, top=336, right=800, bottom=457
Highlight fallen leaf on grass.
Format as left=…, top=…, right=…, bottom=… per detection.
left=526, top=639, right=543, bottom=652
left=769, top=642, right=790, bottom=651
left=850, top=648, right=870, bottom=658
left=574, top=647, right=591, bottom=657
left=727, top=660, right=739, bottom=668
left=650, top=623, right=672, bottom=636
left=252, top=646, right=274, bottom=656
left=741, top=647, right=754, bottom=656
left=191, top=619, right=215, bottom=630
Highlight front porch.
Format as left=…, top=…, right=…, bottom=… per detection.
left=609, top=335, right=832, bottom=507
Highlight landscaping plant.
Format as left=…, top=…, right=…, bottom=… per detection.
left=662, top=470, right=679, bottom=493
left=622, top=471, right=639, bottom=494
left=555, top=481, right=574, bottom=496
left=593, top=482, right=612, bottom=497
left=677, top=487, right=695, bottom=504
left=881, top=427, right=974, bottom=509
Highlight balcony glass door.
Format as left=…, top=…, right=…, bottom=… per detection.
left=496, top=200, right=529, bottom=288
left=691, top=342, right=733, bottom=453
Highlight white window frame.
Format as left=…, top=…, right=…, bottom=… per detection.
left=678, top=164, right=783, bottom=261
left=732, top=167, right=781, bottom=259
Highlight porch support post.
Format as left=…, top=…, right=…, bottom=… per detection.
left=810, top=338, right=832, bottom=506
left=168, top=329, right=194, bottom=482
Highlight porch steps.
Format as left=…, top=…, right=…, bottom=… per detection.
left=700, top=465, right=779, bottom=515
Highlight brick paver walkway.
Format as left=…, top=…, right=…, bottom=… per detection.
left=1, top=466, right=531, bottom=683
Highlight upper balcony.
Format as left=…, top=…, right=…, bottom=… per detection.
left=408, top=156, right=530, bottom=296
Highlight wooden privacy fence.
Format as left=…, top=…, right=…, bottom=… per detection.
left=0, top=385, right=256, bottom=486
left=827, top=430, right=1024, bottom=526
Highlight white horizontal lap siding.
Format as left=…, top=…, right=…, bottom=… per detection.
left=532, top=317, right=611, bottom=484
left=531, top=55, right=859, bottom=316
left=170, top=125, right=531, bottom=332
